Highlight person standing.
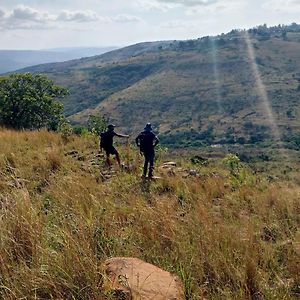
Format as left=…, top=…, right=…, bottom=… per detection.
left=100, top=124, right=129, bottom=167
left=135, top=123, right=159, bottom=178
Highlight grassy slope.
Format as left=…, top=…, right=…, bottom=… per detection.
left=21, top=32, right=300, bottom=147
left=73, top=35, right=300, bottom=143
left=0, top=129, right=299, bottom=299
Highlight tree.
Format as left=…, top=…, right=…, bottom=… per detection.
left=0, top=73, right=68, bottom=130
left=87, top=114, right=108, bottom=135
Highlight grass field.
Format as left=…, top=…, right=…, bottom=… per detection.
left=0, top=129, right=299, bottom=299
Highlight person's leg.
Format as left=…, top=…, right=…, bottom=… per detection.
left=115, top=150, right=121, bottom=166
left=148, top=152, right=155, bottom=178
left=106, top=152, right=111, bottom=167
left=143, top=154, right=149, bottom=177
left=110, top=147, right=121, bottom=166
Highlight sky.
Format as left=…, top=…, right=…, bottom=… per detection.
left=0, top=0, right=299, bottom=50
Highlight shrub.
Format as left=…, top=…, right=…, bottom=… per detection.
left=0, top=73, right=68, bottom=130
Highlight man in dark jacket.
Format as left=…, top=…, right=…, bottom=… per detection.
left=100, top=124, right=129, bottom=167
left=135, top=123, right=159, bottom=178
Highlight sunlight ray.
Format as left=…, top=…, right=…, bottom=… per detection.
left=210, top=38, right=223, bottom=115
left=243, top=31, right=282, bottom=144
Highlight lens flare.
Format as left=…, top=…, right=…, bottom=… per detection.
left=243, top=31, right=282, bottom=143
left=210, top=38, right=223, bottom=115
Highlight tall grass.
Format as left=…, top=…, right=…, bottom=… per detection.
left=0, top=129, right=299, bottom=299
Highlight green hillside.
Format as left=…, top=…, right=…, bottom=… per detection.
left=22, top=24, right=300, bottom=149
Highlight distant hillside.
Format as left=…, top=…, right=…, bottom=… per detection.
left=0, top=47, right=117, bottom=74
left=22, top=41, right=171, bottom=115
left=19, top=24, right=300, bottom=149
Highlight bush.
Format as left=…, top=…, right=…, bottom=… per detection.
left=0, top=73, right=68, bottom=130
left=73, top=125, right=89, bottom=136
left=87, top=115, right=108, bottom=135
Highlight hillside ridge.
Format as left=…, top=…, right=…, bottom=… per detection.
left=16, top=23, right=300, bottom=149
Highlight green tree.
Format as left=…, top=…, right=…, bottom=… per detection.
left=0, top=73, right=68, bottom=130
left=87, top=115, right=108, bottom=135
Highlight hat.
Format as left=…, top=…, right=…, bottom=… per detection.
left=108, top=124, right=116, bottom=129
left=144, top=123, right=152, bottom=131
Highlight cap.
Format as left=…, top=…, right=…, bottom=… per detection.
left=144, top=123, right=152, bottom=131
left=108, top=124, right=116, bottom=129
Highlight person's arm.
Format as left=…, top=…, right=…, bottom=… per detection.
left=115, top=132, right=129, bottom=138
left=154, top=135, right=159, bottom=147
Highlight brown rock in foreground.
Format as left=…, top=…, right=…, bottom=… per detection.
left=104, top=257, right=184, bottom=299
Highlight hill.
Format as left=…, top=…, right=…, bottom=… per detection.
left=0, top=129, right=299, bottom=299
left=20, top=24, right=300, bottom=149
left=0, top=47, right=117, bottom=74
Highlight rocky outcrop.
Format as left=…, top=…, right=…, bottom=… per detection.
left=104, top=257, right=184, bottom=299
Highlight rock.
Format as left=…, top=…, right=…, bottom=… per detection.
left=104, top=257, right=184, bottom=300
left=161, top=165, right=173, bottom=169
left=167, top=169, right=176, bottom=176
left=163, top=161, right=177, bottom=167
left=188, top=169, right=198, bottom=176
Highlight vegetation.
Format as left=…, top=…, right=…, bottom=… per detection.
left=0, top=73, right=68, bottom=130
left=1, top=22, right=299, bottom=299
left=0, top=129, right=299, bottom=299
left=20, top=23, right=300, bottom=149
left=87, top=115, right=108, bottom=135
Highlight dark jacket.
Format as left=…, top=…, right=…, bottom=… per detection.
left=136, top=130, right=159, bottom=153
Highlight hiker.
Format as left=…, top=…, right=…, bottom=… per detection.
left=136, top=123, right=159, bottom=178
left=100, top=124, right=129, bottom=167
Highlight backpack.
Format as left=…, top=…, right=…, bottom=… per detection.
left=139, top=131, right=154, bottom=153
left=100, top=132, right=110, bottom=149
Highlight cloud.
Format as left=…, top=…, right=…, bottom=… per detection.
left=156, top=0, right=218, bottom=6
left=0, top=5, right=54, bottom=30
left=57, top=10, right=99, bottom=22
left=0, top=8, right=6, bottom=18
left=161, top=19, right=194, bottom=28
left=112, top=14, right=142, bottom=23
left=137, top=0, right=174, bottom=11
left=137, top=0, right=219, bottom=13
left=10, top=5, right=49, bottom=22
left=56, top=11, right=141, bottom=23
left=262, top=0, right=300, bottom=12
left=0, top=5, right=142, bottom=30
left=185, top=0, right=243, bottom=15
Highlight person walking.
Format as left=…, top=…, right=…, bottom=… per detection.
left=100, top=124, right=129, bottom=167
left=135, top=123, right=159, bottom=178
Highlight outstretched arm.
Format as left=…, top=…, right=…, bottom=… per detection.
left=154, top=136, right=159, bottom=147
left=115, top=132, right=129, bottom=138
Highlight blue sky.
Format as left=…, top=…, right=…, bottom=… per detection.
left=0, top=0, right=299, bottom=49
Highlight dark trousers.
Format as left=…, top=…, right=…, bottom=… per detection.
left=143, top=151, right=155, bottom=177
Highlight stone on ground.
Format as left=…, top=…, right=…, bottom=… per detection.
left=104, top=257, right=184, bottom=300
left=162, top=161, right=177, bottom=167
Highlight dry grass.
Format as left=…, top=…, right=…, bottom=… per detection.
left=0, top=129, right=299, bottom=299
